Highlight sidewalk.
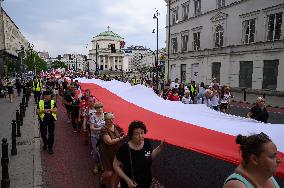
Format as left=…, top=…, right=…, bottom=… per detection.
left=0, top=95, right=43, bottom=188
left=231, top=91, right=284, bottom=108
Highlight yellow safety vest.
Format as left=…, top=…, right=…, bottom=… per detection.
left=131, top=78, right=136, bottom=85
left=33, top=80, right=42, bottom=92
left=39, top=100, right=57, bottom=121
left=190, top=85, right=197, bottom=96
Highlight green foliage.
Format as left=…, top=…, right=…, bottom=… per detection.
left=4, top=57, right=18, bottom=73
left=51, top=60, right=67, bottom=69
left=24, top=50, right=47, bottom=72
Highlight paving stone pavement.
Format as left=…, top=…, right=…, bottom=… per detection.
left=231, top=91, right=284, bottom=108
left=0, top=93, right=42, bottom=188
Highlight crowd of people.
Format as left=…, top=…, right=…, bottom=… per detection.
left=29, top=71, right=280, bottom=187
left=0, top=76, right=33, bottom=102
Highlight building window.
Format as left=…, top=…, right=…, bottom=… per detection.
left=217, top=0, right=225, bottom=8
left=181, top=34, right=189, bottom=52
left=267, top=12, right=282, bottom=41
left=181, top=64, right=186, bottom=83
left=171, top=37, right=178, bottom=53
left=262, top=60, right=279, bottom=90
left=182, top=3, right=189, bottom=21
left=215, top=25, right=224, bottom=47
left=239, top=61, right=253, bottom=88
left=105, top=65, right=108, bottom=69
left=172, top=7, right=179, bottom=24
left=212, top=62, right=221, bottom=82
left=193, top=32, right=200, bottom=51
left=194, top=0, right=201, bottom=16
left=243, top=19, right=255, bottom=44
left=101, top=59, right=103, bottom=63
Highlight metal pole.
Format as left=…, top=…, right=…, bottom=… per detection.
left=167, top=0, right=171, bottom=81
left=16, top=110, right=21, bottom=137
left=95, top=43, right=98, bottom=76
left=1, top=138, right=10, bottom=188
left=11, top=121, right=17, bottom=156
left=156, top=16, right=159, bottom=87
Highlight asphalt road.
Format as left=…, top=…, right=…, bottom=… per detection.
left=151, top=105, right=284, bottom=187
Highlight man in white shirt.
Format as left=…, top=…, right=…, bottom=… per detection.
left=170, top=78, right=179, bottom=89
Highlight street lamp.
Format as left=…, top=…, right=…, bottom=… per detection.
left=167, top=0, right=171, bottom=81
left=153, top=9, right=160, bottom=87
left=95, top=42, right=98, bottom=75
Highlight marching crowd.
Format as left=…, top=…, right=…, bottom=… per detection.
left=13, top=71, right=280, bottom=188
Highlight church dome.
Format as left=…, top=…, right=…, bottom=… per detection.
left=96, top=29, right=124, bottom=40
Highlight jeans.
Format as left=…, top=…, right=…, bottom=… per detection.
left=91, top=136, right=101, bottom=163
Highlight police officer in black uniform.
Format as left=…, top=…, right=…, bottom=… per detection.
left=36, top=90, right=57, bottom=154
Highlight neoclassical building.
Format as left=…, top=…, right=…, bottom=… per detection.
left=0, top=8, right=29, bottom=76
left=165, top=0, right=284, bottom=91
left=88, top=27, right=127, bottom=72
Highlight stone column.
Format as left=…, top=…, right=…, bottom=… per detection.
left=108, top=56, right=111, bottom=70
left=98, top=56, right=101, bottom=70
left=113, top=56, right=116, bottom=70
left=103, top=56, right=106, bottom=70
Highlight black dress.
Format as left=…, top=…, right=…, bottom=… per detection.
left=116, top=139, right=153, bottom=188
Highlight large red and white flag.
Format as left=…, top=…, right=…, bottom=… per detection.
left=77, top=78, right=284, bottom=178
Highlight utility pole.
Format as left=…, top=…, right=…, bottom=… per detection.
left=95, top=42, right=98, bottom=76
left=153, top=9, right=160, bottom=87
left=167, top=0, right=171, bottom=81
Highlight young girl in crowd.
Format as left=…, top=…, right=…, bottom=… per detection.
left=220, top=85, right=232, bottom=113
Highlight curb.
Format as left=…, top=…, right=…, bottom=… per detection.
left=33, top=106, right=43, bottom=188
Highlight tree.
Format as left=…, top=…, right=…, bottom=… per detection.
left=51, top=60, right=67, bottom=69
left=4, top=57, right=18, bottom=74
left=24, top=51, right=47, bottom=72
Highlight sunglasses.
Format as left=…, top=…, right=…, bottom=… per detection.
left=95, top=106, right=103, bottom=109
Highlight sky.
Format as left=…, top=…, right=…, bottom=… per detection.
left=2, top=0, right=167, bottom=57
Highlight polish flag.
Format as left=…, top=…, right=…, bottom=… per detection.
left=76, top=78, right=284, bottom=178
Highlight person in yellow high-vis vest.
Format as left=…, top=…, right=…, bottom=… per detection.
left=189, top=80, right=197, bottom=103
left=33, top=76, right=43, bottom=104
left=36, top=91, right=57, bottom=155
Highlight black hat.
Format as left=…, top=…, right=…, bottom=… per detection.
left=43, top=90, right=52, bottom=96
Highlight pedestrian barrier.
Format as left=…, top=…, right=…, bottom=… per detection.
left=19, top=105, right=23, bottom=125
left=11, top=120, right=17, bottom=156
left=25, top=94, right=29, bottom=107
left=16, top=110, right=21, bottom=137
left=20, top=103, right=25, bottom=118
left=1, top=138, right=10, bottom=188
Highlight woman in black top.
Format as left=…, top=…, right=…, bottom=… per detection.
left=247, top=97, right=269, bottom=123
left=113, top=121, right=165, bottom=188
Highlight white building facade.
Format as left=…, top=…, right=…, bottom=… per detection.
left=0, top=8, right=29, bottom=76
left=165, top=0, right=284, bottom=91
left=89, top=28, right=127, bottom=72
left=62, top=54, right=86, bottom=71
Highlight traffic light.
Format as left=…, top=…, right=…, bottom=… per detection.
left=111, top=44, right=116, bottom=53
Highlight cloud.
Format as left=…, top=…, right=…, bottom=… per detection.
left=3, top=0, right=167, bottom=57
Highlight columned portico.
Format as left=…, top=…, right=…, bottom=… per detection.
left=88, top=27, right=127, bottom=74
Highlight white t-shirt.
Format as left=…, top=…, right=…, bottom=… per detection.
left=220, top=93, right=231, bottom=104
left=182, top=96, right=193, bottom=104
left=88, top=108, right=97, bottom=124
left=211, top=91, right=220, bottom=107
left=91, top=114, right=105, bottom=138
left=170, top=82, right=179, bottom=89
